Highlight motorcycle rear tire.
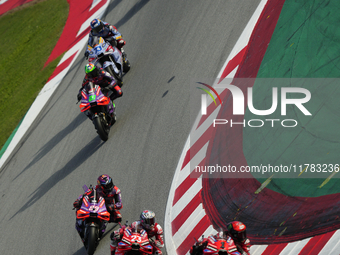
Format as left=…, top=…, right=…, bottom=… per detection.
left=93, top=116, right=109, bottom=141
left=86, top=226, right=98, bottom=255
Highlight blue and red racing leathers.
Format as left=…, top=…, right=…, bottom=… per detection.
left=86, top=20, right=126, bottom=56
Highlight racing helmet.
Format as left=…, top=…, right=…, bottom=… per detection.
left=226, top=221, right=247, bottom=242
left=85, top=63, right=99, bottom=78
left=97, top=174, right=114, bottom=193
left=140, top=210, right=156, bottom=230
left=91, top=19, right=104, bottom=34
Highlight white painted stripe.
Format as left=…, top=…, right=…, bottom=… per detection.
left=76, top=0, right=110, bottom=37
left=201, top=225, right=218, bottom=239
left=190, top=104, right=222, bottom=146
left=174, top=101, right=227, bottom=188
left=165, top=136, right=191, bottom=255
left=174, top=142, right=209, bottom=190
left=171, top=177, right=202, bottom=222
left=57, top=36, right=88, bottom=66
left=217, top=0, right=269, bottom=79
left=173, top=203, right=206, bottom=249
left=250, top=245, right=269, bottom=255
left=279, top=238, right=312, bottom=255
left=180, top=225, right=218, bottom=255
left=90, top=0, right=101, bottom=11
left=318, top=230, right=340, bottom=255
left=0, top=0, right=9, bottom=5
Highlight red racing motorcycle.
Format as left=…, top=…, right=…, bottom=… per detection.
left=76, top=185, right=110, bottom=255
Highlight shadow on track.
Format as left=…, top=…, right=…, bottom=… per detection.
left=13, top=113, right=87, bottom=181
left=106, top=0, right=123, bottom=14
left=10, top=136, right=104, bottom=220
left=109, top=0, right=150, bottom=29
left=73, top=246, right=86, bottom=255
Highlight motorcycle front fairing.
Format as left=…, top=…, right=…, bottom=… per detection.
left=76, top=196, right=110, bottom=222
left=202, top=236, right=241, bottom=255
left=116, top=229, right=153, bottom=255
left=79, top=83, right=113, bottom=117
left=89, top=41, right=122, bottom=76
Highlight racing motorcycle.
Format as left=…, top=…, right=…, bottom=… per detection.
left=115, top=226, right=154, bottom=255
left=79, top=81, right=116, bottom=141
left=88, top=36, right=130, bottom=87
left=76, top=185, right=110, bottom=255
left=192, top=235, right=242, bottom=255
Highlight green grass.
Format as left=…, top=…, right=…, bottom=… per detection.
left=0, top=0, right=69, bottom=150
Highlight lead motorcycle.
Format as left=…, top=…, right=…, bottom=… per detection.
left=79, top=81, right=116, bottom=141
left=87, top=36, right=130, bottom=87
left=76, top=185, right=110, bottom=255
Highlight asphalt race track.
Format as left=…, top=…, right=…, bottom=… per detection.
left=0, top=1, right=260, bottom=254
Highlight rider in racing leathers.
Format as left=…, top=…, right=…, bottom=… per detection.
left=110, top=210, right=164, bottom=255
left=190, top=221, right=251, bottom=255
left=85, top=18, right=128, bottom=66
left=94, top=174, right=123, bottom=223
left=77, top=63, right=122, bottom=120
left=73, top=175, right=123, bottom=241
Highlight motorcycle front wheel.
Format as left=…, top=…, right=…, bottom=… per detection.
left=93, top=116, right=109, bottom=141
left=86, top=226, right=98, bottom=255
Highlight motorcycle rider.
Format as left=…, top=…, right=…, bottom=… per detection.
left=77, top=63, right=122, bottom=120
left=190, top=221, right=251, bottom=255
left=73, top=175, right=123, bottom=240
left=110, top=210, right=164, bottom=255
left=95, top=174, right=123, bottom=223
left=85, top=18, right=128, bottom=65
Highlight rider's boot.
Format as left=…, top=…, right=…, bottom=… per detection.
left=107, top=84, right=122, bottom=101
